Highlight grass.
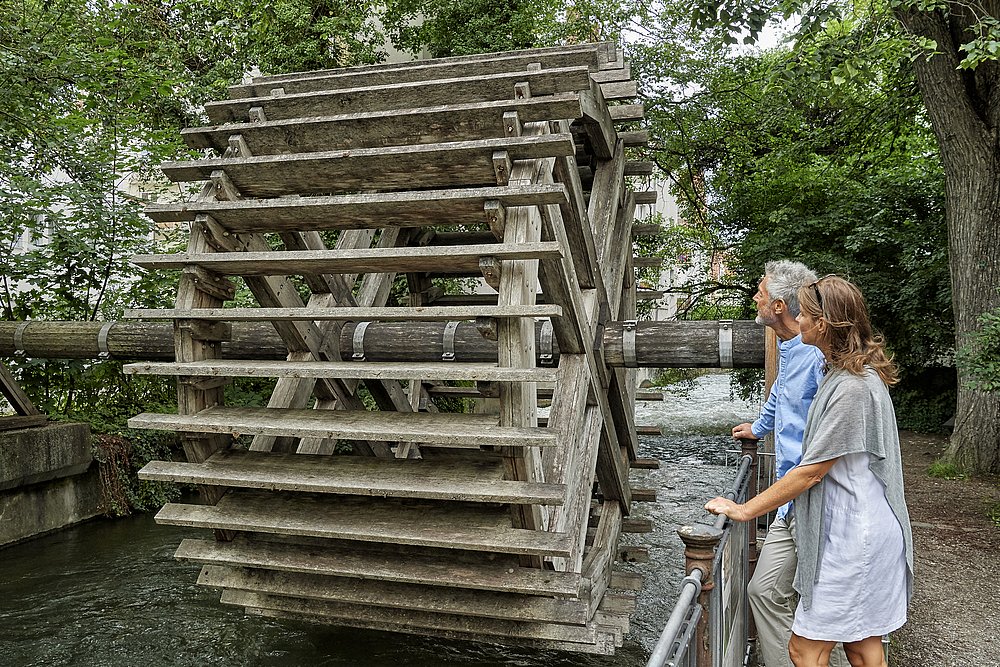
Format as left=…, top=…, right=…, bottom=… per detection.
left=988, top=501, right=1000, bottom=529
left=926, top=459, right=968, bottom=480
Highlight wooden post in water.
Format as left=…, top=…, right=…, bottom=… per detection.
left=678, top=523, right=724, bottom=667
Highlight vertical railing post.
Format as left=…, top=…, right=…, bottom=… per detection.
left=678, top=524, right=723, bottom=667
left=739, top=439, right=760, bottom=648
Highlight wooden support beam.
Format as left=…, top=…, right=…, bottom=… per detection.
left=208, top=67, right=595, bottom=124
left=162, top=135, right=575, bottom=196
left=0, top=362, right=39, bottom=416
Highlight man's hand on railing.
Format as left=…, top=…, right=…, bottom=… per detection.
left=731, top=422, right=757, bottom=440
left=705, top=497, right=751, bottom=522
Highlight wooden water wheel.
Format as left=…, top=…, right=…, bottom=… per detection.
left=126, top=41, right=655, bottom=655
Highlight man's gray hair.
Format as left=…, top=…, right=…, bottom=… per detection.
left=764, top=260, right=818, bottom=317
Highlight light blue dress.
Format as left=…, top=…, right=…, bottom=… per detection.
left=791, top=451, right=909, bottom=642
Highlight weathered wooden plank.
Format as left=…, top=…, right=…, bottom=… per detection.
left=160, top=135, right=576, bottom=195
left=581, top=500, right=623, bottom=618
left=144, top=184, right=568, bottom=229
left=541, top=356, right=594, bottom=572
left=579, top=79, right=617, bottom=160
left=198, top=564, right=589, bottom=624
left=171, top=204, right=232, bottom=487
left=234, top=50, right=606, bottom=97
left=589, top=140, right=626, bottom=264
left=599, top=81, right=638, bottom=100
left=132, top=242, right=563, bottom=277
left=156, top=491, right=573, bottom=557
left=181, top=95, right=588, bottom=155
left=249, top=606, right=618, bottom=655
left=609, top=104, right=644, bottom=123
left=174, top=537, right=582, bottom=597
left=634, top=191, right=658, bottom=205
left=495, top=121, right=547, bottom=550
left=139, top=449, right=565, bottom=504
left=631, top=223, right=662, bottom=237
left=125, top=359, right=558, bottom=382
left=222, top=590, right=599, bottom=644
left=129, top=405, right=557, bottom=448
left=609, top=570, right=643, bottom=591
left=0, top=414, right=48, bottom=430
left=590, top=65, right=631, bottom=83
left=244, top=42, right=609, bottom=89
left=623, top=160, right=654, bottom=176
left=0, top=362, right=39, bottom=415
left=125, top=304, right=563, bottom=322
left=211, top=67, right=594, bottom=123
left=551, top=119, right=599, bottom=289
left=620, top=130, right=649, bottom=146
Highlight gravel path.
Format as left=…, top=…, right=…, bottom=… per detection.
left=890, top=432, right=1000, bottom=666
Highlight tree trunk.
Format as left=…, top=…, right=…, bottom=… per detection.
left=897, top=8, right=1000, bottom=473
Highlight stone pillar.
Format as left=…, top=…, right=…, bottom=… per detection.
left=678, top=523, right=723, bottom=667
left=0, top=422, right=101, bottom=547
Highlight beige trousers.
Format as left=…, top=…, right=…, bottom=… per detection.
left=748, top=515, right=849, bottom=667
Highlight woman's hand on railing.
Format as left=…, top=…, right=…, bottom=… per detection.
left=704, top=497, right=750, bottom=522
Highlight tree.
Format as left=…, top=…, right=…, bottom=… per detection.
left=679, top=0, right=1000, bottom=473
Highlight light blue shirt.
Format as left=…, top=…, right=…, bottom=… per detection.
left=751, top=333, right=826, bottom=519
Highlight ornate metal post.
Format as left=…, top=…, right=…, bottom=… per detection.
left=678, top=523, right=723, bottom=667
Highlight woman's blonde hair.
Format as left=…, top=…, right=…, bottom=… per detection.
left=797, top=275, right=899, bottom=385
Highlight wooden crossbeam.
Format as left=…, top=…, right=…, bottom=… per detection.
left=229, top=592, right=607, bottom=648
left=182, top=95, right=589, bottom=155
left=124, top=359, right=558, bottom=382
left=0, top=362, right=39, bottom=416
left=129, top=406, right=557, bottom=448
left=243, top=41, right=613, bottom=90
left=125, top=304, right=563, bottom=322
left=161, top=135, right=576, bottom=195
left=145, top=185, right=568, bottom=229
left=132, top=242, right=563, bottom=276
left=140, top=450, right=565, bottom=504
left=157, top=491, right=573, bottom=557
left=199, top=565, right=589, bottom=625
left=174, top=537, right=583, bottom=597
left=234, top=50, right=605, bottom=97
left=211, top=67, right=594, bottom=123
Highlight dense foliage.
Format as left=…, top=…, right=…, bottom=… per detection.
left=622, top=4, right=954, bottom=430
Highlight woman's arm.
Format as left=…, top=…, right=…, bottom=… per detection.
left=704, top=457, right=839, bottom=522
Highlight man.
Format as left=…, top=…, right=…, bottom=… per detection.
left=733, top=260, right=848, bottom=667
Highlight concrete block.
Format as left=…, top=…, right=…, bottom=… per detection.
left=0, top=422, right=92, bottom=491
left=0, top=463, right=103, bottom=547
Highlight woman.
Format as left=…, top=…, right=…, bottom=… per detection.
left=706, top=275, right=913, bottom=667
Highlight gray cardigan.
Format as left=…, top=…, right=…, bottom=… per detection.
left=793, top=368, right=914, bottom=611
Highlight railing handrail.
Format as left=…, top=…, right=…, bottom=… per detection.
left=646, top=452, right=757, bottom=667
left=646, top=569, right=704, bottom=666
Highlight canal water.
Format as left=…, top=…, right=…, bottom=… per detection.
left=0, top=373, right=758, bottom=667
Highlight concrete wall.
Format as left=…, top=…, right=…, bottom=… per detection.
left=0, top=422, right=103, bottom=548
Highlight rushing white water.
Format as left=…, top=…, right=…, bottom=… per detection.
left=0, top=372, right=761, bottom=666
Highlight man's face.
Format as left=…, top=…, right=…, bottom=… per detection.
left=753, top=276, right=777, bottom=326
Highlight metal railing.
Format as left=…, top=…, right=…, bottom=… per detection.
left=648, top=441, right=759, bottom=667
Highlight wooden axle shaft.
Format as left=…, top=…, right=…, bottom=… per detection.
left=0, top=320, right=764, bottom=368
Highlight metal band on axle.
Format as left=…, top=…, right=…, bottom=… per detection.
left=97, top=322, right=115, bottom=359
left=352, top=321, right=371, bottom=361
left=623, top=320, right=638, bottom=368
left=13, top=322, right=29, bottom=356
left=441, top=321, right=461, bottom=361
left=718, top=319, right=733, bottom=368
left=539, top=320, right=554, bottom=366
